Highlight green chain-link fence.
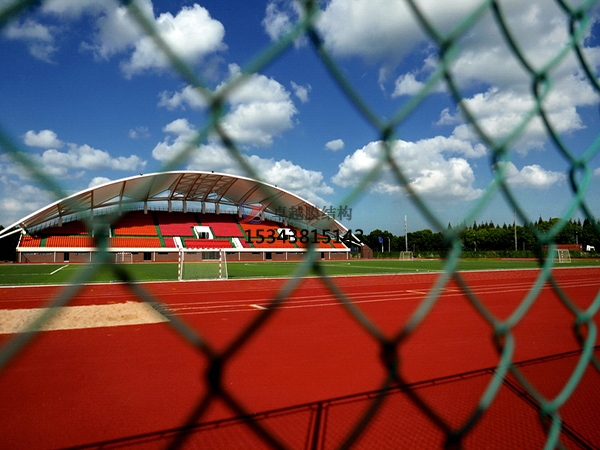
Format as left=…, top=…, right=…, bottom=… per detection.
left=1, top=0, right=600, bottom=448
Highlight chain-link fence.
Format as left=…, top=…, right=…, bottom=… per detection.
left=1, top=0, right=600, bottom=448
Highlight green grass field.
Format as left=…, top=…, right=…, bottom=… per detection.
left=0, top=258, right=599, bottom=286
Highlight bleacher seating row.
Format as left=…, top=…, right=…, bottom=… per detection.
left=23, top=236, right=163, bottom=248
left=155, top=212, right=198, bottom=237
left=19, top=236, right=42, bottom=247
left=19, top=211, right=348, bottom=250
left=114, top=212, right=156, bottom=236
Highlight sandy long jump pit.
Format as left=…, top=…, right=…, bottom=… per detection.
left=0, top=301, right=168, bottom=334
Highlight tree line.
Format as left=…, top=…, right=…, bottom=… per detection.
left=361, top=217, right=600, bottom=257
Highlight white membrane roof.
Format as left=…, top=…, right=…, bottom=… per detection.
left=0, top=171, right=348, bottom=237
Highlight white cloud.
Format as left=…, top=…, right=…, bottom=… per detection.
left=120, top=3, right=226, bottom=77
left=88, top=176, right=112, bottom=188
left=316, top=0, right=485, bottom=61
left=262, top=1, right=306, bottom=47
left=392, top=72, right=445, bottom=97
left=0, top=157, right=55, bottom=226
left=158, top=85, right=208, bottom=110
left=290, top=81, right=311, bottom=103
left=23, top=130, right=64, bottom=149
left=32, top=144, right=145, bottom=178
left=14, top=1, right=226, bottom=76
left=449, top=81, right=591, bottom=154
left=151, top=121, right=334, bottom=206
left=498, top=161, right=566, bottom=189
left=317, top=0, right=600, bottom=156
left=220, top=64, right=291, bottom=105
left=219, top=101, right=296, bottom=147
left=159, top=65, right=298, bottom=147
left=0, top=181, right=53, bottom=225
left=3, top=18, right=58, bottom=62
left=245, top=155, right=334, bottom=206
left=41, top=0, right=107, bottom=18
left=83, top=0, right=151, bottom=59
left=262, top=1, right=294, bottom=41
left=151, top=118, right=196, bottom=162
left=128, top=126, right=150, bottom=140
left=325, top=139, right=344, bottom=152
left=332, top=138, right=483, bottom=201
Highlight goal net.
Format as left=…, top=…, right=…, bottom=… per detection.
left=178, top=249, right=228, bottom=281
left=115, top=252, right=133, bottom=264
left=399, top=251, right=414, bottom=261
left=553, top=249, right=571, bottom=263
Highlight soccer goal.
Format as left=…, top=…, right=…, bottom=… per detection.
left=178, top=249, right=228, bottom=281
left=554, top=249, right=572, bottom=263
left=399, top=251, right=414, bottom=261
left=115, top=252, right=133, bottom=264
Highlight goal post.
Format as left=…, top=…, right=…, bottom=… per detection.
left=178, top=249, right=228, bottom=281
left=115, top=252, right=133, bottom=264
left=553, top=248, right=571, bottom=263
left=399, top=251, right=414, bottom=261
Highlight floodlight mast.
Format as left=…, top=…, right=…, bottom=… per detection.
left=404, top=215, right=408, bottom=252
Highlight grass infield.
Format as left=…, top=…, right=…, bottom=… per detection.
left=0, top=258, right=599, bottom=286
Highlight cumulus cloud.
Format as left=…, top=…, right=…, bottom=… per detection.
left=12, top=1, right=226, bottom=77
left=262, top=1, right=294, bottom=41
left=32, top=143, right=145, bottom=178
left=159, top=65, right=298, bottom=147
left=128, top=126, right=150, bottom=140
left=151, top=119, right=333, bottom=206
left=332, top=138, right=484, bottom=201
left=119, top=4, right=226, bottom=77
left=325, top=139, right=344, bottom=152
left=151, top=118, right=196, bottom=162
left=316, top=0, right=600, bottom=155
left=290, top=81, right=311, bottom=103
left=0, top=181, right=54, bottom=225
left=497, top=161, right=566, bottom=189
left=392, top=72, right=445, bottom=97
left=0, top=157, right=56, bottom=226
left=88, top=176, right=112, bottom=188
left=24, top=130, right=64, bottom=149
left=158, top=85, right=208, bottom=110
left=3, top=18, right=58, bottom=62
left=314, top=0, right=485, bottom=62
left=447, top=81, right=592, bottom=153
left=262, top=0, right=306, bottom=47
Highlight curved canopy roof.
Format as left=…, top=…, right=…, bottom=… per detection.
left=0, top=171, right=348, bottom=237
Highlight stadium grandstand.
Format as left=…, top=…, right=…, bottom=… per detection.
left=0, top=171, right=367, bottom=264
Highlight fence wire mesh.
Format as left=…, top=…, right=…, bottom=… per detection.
left=1, top=0, right=600, bottom=448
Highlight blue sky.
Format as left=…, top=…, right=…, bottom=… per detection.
left=1, top=0, right=599, bottom=235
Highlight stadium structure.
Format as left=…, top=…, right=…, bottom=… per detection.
left=0, top=171, right=370, bottom=264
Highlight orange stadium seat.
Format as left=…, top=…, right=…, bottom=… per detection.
left=45, top=236, right=94, bottom=247
left=157, top=212, right=198, bottom=236
left=19, top=236, right=42, bottom=247
left=108, top=237, right=162, bottom=248
left=113, top=212, right=157, bottom=236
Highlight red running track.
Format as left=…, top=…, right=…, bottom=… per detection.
left=0, top=268, right=599, bottom=449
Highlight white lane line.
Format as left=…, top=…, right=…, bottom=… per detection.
left=249, top=304, right=267, bottom=310
left=50, top=265, right=69, bottom=275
